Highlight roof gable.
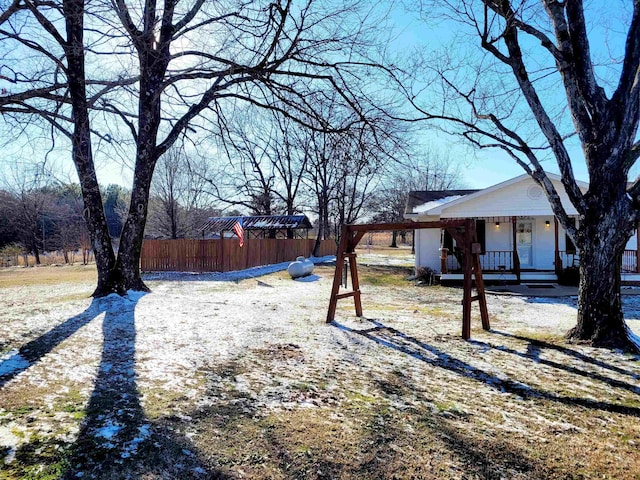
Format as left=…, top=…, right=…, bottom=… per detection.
left=407, top=173, right=587, bottom=218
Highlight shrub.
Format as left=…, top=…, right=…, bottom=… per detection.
left=415, top=266, right=437, bottom=285
left=0, top=243, right=22, bottom=267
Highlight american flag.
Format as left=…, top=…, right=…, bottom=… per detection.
left=233, top=220, right=244, bottom=247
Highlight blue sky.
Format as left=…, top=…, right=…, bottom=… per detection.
left=0, top=1, right=634, bottom=191
left=386, top=0, right=634, bottom=188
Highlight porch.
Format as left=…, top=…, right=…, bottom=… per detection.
left=438, top=215, right=640, bottom=283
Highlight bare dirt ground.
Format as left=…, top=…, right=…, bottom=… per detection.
left=1, top=260, right=639, bottom=479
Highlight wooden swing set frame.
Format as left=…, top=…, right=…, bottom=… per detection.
left=326, top=219, right=490, bottom=339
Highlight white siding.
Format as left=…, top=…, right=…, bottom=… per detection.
left=440, top=177, right=579, bottom=218
left=415, top=228, right=442, bottom=271
left=485, top=222, right=511, bottom=251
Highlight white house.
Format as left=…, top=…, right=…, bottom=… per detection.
left=404, top=174, right=640, bottom=283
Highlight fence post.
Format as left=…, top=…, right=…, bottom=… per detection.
left=220, top=231, right=225, bottom=272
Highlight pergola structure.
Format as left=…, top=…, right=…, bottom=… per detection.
left=327, top=219, right=490, bottom=339
left=200, top=215, right=313, bottom=239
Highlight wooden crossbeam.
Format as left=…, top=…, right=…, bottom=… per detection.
left=335, top=291, right=357, bottom=300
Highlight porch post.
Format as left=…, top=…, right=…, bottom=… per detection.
left=440, top=244, right=448, bottom=274
left=636, top=224, right=640, bottom=273
left=511, top=216, right=521, bottom=284
left=554, top=217, right=561, bottom=275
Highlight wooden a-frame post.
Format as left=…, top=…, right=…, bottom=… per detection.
left=326, top=219, right=490, bottom=340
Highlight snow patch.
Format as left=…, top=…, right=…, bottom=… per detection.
left=95, top=422, right=122, bottom=440
left=413, top=195, right=464, bottom=213
left=0, top=425, right=21, bottom=463
left=142, top=255, right=335, bottom=283
left=120, top=424, right=152, bottom=459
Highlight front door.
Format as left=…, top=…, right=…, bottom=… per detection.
left=516, top=221, right=533, bottom=268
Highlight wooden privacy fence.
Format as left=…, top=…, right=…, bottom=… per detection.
left=141, top=238, right=336, bottom=272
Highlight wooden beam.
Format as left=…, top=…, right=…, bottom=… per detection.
left=349, top=254, right=363, bottom=317
left=346, top=219, right=466, bottom=233
left=326, top=218, right=490, bottom=340
left=220, top=231, right=225, bottom=272
left=327, top=225, right=350, bottom=323
left=461, top=221, right=473, bottom=340
left=511, top=216, right=521, bottom=284
left=350, top=231, right=366, bottom=251
left=471, top=248, right=490, bottom=331
left=336, top=291, right=357, bottom=300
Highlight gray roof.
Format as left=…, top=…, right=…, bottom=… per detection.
left=200, top=215, right=313, bottom=234
left=405, top=190, right=479, bottom=215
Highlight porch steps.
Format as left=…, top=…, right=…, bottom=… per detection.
left=440, top=271, right=558, bottom=285
left=521, top=272, right=557, bottom=282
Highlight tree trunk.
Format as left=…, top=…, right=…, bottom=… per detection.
left=113, top=152, right=157, bottom=293
left=567, top=196, right=638, bottom=351
left=64, top=0, right=117, bottom=296
left=390, top=230, right=398, bottom=248
left=312, top=235, right=322, bottom=257
left=95, top=34, right=168, bottom=295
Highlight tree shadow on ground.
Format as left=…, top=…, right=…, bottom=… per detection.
left=490, top=330, right=640, bottom=379
left=331, top=319, right=640, bottom=417
left=0, top=293, right=227, bottom=478
left=0, top=299, right=105, bottom=388
left=186, top=353, right=544, bottom=480
left=60, top=293, right=227, bottom=479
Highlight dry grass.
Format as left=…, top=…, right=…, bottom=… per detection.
left=1, top=264, right=640, bottom=479
left=0, top=264, right=97, bottom=289
left=355, top=244, right=414, bottom=257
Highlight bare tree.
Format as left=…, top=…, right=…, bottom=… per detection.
left=1, top=0, right=385, bottom=295
left=0, top=189, right=17, bottom=248
left=206, top=110, right=280, bottom=216
left=372, top=147, right=464, bottom=246
left=200, top=108, right=311, bottom=230
left=300, top=104, right=406, bottom=253
left=146, top=146, right=214, bottom=238
left=48, top=183, right=88, bottom=264
left=0, top=0, right=120, bottom=292
left=401, top=1, right=640, bottom=350
left=147, top=148, right=187, bottom=239
left=1, top=168, right=54, bottom=265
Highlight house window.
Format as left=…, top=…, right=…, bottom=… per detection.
left=565, top=218, right=576, bottom=254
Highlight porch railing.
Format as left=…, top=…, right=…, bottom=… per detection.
left=446, top=250, right=514, bottom=272
left=623, top=250, right=638, bottom=273
left=557, top=249, right=639, bottom=273
left=557, top=251, right=579, bottom=269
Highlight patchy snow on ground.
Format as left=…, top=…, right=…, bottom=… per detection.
left=1, top=260, right=640, bottom=478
